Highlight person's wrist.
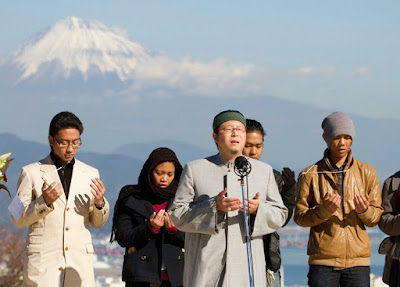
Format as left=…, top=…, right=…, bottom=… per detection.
left=356, top=207, right=368, bottom=214
left=95, top=200, right=105, bottom=210
left=43, top=195, right=52, bottom=207
left=166, top=226, right=178, bottom=233
left=150, top=224, right=160, bottom=233
left=216, top=194, right=226, bottom=212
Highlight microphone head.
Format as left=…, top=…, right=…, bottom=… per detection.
left=234, top=156, right=252, bottom=177
left=234, top=156, right=248, bottom=170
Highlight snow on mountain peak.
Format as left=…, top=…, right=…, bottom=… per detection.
left=7, top=16, right=153, bottom=82
left=0, top=16, right=258, bottom=98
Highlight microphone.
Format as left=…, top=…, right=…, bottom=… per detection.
left=234, top=156, right=252, bottom=178
left=233, top=155, right=254, bottom=286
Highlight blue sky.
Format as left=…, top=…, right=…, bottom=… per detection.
left=2, top=1, right=399, bottom=62
left=1, top=1, right=399, bottom=119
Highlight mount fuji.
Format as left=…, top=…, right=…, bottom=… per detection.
left=0, top=16, right=255, bottom=96
left=0, top=17, right=155, bottom=90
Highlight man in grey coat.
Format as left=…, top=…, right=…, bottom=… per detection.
left=169, top=110, right=288, bottom=287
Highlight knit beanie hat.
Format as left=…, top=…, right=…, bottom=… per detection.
left=322, top=112, right=355, bottom=146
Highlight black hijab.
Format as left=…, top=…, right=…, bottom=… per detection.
left=136, top=147, right=182, bottom=203
left=110, top=147, right=183, bottom=242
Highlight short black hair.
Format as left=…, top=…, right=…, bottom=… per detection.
left=213, top=110, right=244, bottom=134
left=246, top=119, right=266, bottom=139
left=49, top=111, right=84, bottom=137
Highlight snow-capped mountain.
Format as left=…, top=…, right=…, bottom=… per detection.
left=0, top=17, right=154, bottom=87
left=0, top=16, right=257, bottom=98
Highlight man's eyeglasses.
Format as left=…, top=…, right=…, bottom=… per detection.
left=219, top=126, right=246, bottom=134
left=53, top=137, right=82, bottom=149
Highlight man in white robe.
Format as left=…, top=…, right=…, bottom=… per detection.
left=169, top=110, right=288, bottom=287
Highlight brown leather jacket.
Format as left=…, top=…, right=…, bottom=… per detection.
left=294, top=149, right=383, bottom=267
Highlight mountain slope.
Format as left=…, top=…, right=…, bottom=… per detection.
left=0, top=16, right=154, bottom=87
left=114, top=140, right=213, bottom=166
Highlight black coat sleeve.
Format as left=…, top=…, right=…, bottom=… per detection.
left=164, top=229, right=185, bottom=248
left=379, top=173, right=400, bottom=236
left=273, top=170, right=296, bottom=226
left=164, top=198, right=185, bottom=248
left=115, top=204, right=158, bottom=250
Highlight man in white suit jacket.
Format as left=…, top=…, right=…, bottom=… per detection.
left=12, top=111, right=109, bottom=287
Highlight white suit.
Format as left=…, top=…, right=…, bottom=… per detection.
left=12, top=155, right=109, bottom=287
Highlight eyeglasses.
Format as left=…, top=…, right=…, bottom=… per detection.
left=53, top=137, right=82, bottom=149
left=219, top=126, right=246, bottom=134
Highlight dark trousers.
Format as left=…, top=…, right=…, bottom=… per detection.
left=308, top=265, right=370, bottom=287
left=126, top=281, right=173, bottom=287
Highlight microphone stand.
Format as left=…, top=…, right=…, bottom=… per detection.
left=237, top=172, right=254, bottom=287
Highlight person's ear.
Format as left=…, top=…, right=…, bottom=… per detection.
left=213, top=133, right=218, bottom=144
left=48, top=135, right=53, bottom=147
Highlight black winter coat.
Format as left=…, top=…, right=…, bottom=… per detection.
left=263, top=169, right=296, bottom=272
left=115, top=195, right=184, bottom=287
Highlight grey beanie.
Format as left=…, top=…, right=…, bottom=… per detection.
left=322, top=112, right=355, bottom=146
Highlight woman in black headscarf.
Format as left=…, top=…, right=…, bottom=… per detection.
left=111, top=148, right=184, bottom=287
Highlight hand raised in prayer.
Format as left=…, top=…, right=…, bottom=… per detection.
left=354, top=193, right=369, bottom=213
left=323, top=191, right=341, bottom=213
left=241, top=192, right=260, bottom=215
left=216, top=188, right=241, bottom=212
left=150, top=209, right=165, bottom=229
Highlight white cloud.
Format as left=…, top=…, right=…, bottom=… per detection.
left=117, top=60, right=375, bottom=106
left=346, top=66, right=371, bottom=78
left=125, top=56, right=259, bottom=98
left=288, top=66, right=336, bottom=76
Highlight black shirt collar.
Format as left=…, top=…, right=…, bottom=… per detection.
left=328, top=154, right=346, bottom=171
left=50, top=150, right=75, bottom=168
